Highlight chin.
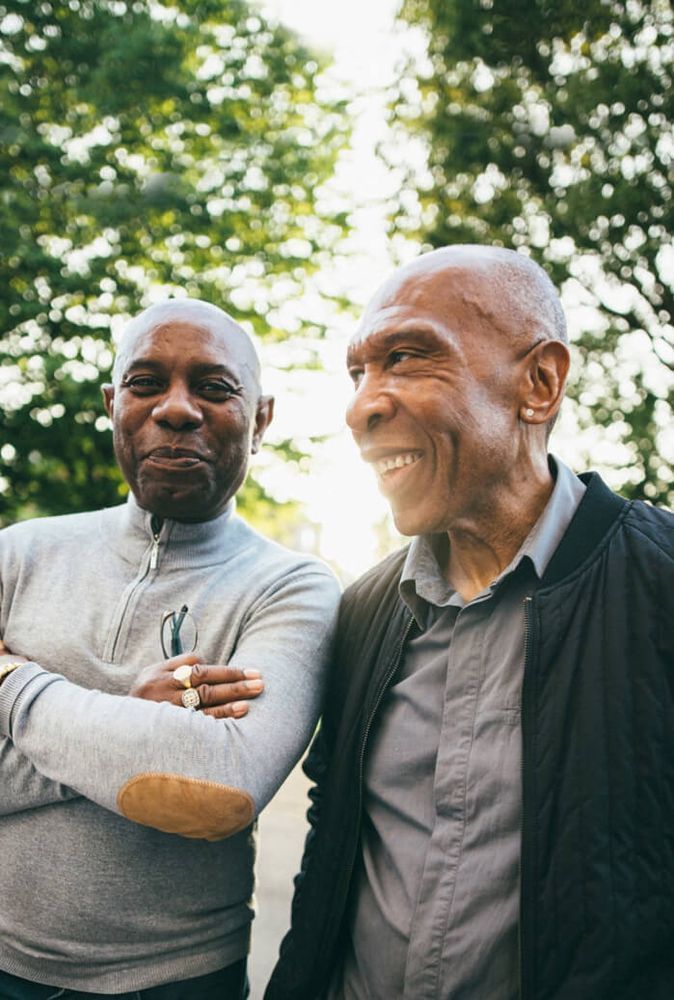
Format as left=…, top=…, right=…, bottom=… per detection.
left=137, top=487, right=209, bottom=523
left=392, top=510, right=426, bottom=538
left=392, top=504, right=449, bottom=538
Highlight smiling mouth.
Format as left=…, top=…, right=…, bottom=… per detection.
left=373, top=451, right=422, bottom=477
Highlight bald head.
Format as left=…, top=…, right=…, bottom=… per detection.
left=358, top=244, right=567, bottom=352
left=113, top=299, right=261, bottom=390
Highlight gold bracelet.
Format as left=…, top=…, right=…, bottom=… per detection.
left=0, top=661, right=25, bottom=686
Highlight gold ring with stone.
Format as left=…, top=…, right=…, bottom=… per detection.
left=172, top=664, right=193, bottom=689
left=181, top=688, right=201, bottom=710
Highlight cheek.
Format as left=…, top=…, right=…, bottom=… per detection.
left=114, top=422, right=138, bottom=457
left=216, top=413, right=253, bottom=448
left=112, top=415, right=147, bottom=476
left=212, top=430, right=251, bottom=476
left=112, top=422, right=130, bottom=455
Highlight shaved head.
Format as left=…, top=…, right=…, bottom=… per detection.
left=113, top=299, right=261, bottom=392
left=358, top=245, right=567, bottom=352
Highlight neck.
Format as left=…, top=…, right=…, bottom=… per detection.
left=444, top=461, right=554, bottom=603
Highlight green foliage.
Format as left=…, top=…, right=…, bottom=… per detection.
left=389, top=0, right=674, bottom=505
left=0, top=0, right=350, bottom=526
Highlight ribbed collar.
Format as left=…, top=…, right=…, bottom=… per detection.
left=107, top=492, right=240, bottom=570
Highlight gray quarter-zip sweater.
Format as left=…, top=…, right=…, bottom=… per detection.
left=0, top=495, right=340, bottom=993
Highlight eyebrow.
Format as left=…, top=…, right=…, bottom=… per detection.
left=348, top=325, right=452, bottom=363
left=123, top=359, right=242, bottom=383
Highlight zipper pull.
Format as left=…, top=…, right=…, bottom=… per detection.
left=150, top=514, right=162, bottom=570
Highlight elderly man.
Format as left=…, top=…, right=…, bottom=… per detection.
left=266, top=245, right=674, bottom=1000
left=0, top=299, right=339, bottom=999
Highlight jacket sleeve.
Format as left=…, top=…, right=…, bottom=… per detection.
left=0, top=738, right=79, bottom=815
left=0, top=566, right=340, bottom=841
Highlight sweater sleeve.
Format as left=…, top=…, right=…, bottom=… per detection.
left=0, top=566, right=340, bottom=841
left=0, top=737, right=79, bottom=815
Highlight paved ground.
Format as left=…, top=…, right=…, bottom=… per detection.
left=248, top=763, right=311, bottom=999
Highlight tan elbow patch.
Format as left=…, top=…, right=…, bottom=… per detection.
left=117, top=773, right=254, bottom=841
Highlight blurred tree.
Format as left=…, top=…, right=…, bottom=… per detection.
left=387, top=0, right=674, bottom=505
left=0, top=0, right=349, bottom=526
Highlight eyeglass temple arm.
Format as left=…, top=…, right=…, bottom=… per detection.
left=170, top=605, right=189, bottom=657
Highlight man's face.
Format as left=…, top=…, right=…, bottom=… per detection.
left=103, top=319, right=272, bottom=522
left=345, top=263, right=524, bottom=537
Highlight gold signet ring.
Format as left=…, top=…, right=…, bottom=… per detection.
left=181, top=688, right=201, bottom=710
left=172, top=664, right=193, bottom=689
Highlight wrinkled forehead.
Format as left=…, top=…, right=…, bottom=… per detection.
left=350, top=258, right=490, bottom=353
left=351, top=245, right=565, bottom=360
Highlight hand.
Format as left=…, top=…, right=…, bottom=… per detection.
left=129, top=652, right=264, bottom=719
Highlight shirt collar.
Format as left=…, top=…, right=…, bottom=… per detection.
left=400, top=456, right=586, bottom=617
left=515, top=456, right=586, bottom=579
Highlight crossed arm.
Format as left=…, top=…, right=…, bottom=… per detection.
left=0, top=652, right=263, bottom=818
left=1, top=735, right=80, bottom=815
left=0, top=569, right=339, bottom=836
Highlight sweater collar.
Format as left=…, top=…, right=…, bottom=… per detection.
left=113, top=492, right=238, bottom=569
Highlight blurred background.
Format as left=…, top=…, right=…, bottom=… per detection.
left=1, top=2, right=672, bottom=993
left=1, top=0, right=672, bottom=584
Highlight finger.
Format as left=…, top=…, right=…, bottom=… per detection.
left=165, top=652, right=202, bottom=672
left=196, top=678, right=264, bottom=709
left=191, top=664, right=261, bottom=685
left=203, top=701, right=250, bottom=720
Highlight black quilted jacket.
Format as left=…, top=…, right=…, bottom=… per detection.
left=266, top=473, right=674, bottom=1000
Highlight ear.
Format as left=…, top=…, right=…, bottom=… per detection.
left=102, top=384, right=115, bottom=419
left=519, top=341, right=570, bottom=425
left=251, top=395, right=274, bottom=454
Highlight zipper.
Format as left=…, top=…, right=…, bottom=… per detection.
left=103, top=515, right=164, bottom=662
left=347, top=613, right=417, bottom=886
left=519, top=595, right=536, bottom=1000
left=149, top=515, right=162, bottom=570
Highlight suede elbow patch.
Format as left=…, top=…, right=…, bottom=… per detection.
left=117, top=773, right=254, bottom=841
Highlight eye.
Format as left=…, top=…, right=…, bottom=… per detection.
left=388, top=350, right=414, bottom=367
left=348, top=367, right=364, bottom=388
left=123, top=375, right=163, bottom=394
left=198, top=379, right=240, bottom=399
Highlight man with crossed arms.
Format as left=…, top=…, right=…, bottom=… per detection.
left=0, top=299, right=339, bottom=999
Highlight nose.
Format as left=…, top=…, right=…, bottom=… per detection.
left=152, top=383, right=203, bottom=430
left=345, top=373, right=396, bottom=436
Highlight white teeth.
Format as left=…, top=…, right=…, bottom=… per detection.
left=375, top=453, right=420, bottom=474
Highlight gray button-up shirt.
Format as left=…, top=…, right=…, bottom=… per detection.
left=331, top=459, right=586, bottom=1000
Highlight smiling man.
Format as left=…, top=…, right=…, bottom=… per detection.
left=0, top=299, right=339, bottom=999
left=105, top=301, right=265, bottom=525
left=266, top=246, right=674, bottom=1000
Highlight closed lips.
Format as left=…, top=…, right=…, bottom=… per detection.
left=147, top=448, right=208, bottom=461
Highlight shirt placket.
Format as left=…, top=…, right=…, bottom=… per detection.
left=403, top=603, right=487, bottom=998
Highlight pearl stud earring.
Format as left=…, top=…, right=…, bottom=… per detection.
left=524, top=408, right=535, bottom=418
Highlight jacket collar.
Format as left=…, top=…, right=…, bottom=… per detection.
left=540, top=472, right=628, bottom=587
